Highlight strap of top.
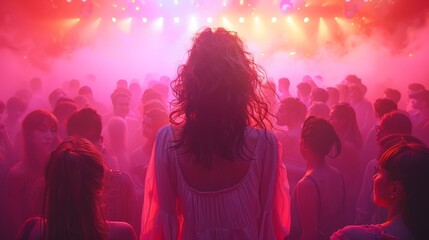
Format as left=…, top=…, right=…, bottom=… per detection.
left=17, top=217, right=39, bottom=240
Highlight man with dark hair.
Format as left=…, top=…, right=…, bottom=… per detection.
left=278, top=77, right=291, bottom=100
left=78, top=86, right=108, bottom=115
left=297, top=82, right=312, bottom=107
left=67, top=107, right=138, bottom=232
left=383, top=88, right=401, bottom=104
left=362, top=98, right=398, bottom=166
left=348, top=82, right=376, bottom=138
left=409, top=90, right=429, bottom=145
left=406, top=83, right=426, bottom=118
left=276, top=97, right=307, bottom=191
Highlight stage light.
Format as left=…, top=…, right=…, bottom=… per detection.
left=66, top=0, right=72, bottom=3
left=135, top=6, right=140, bottom=11
left=287, top=16, right=293, bottom=23
left=189, top=16, right=199, bottom=32
left=174, top=17, right=180, bottom=23
left=207, top=17, right=213, bottom=23
left=254, top=16, right=260, bottom=23
left=239, top=17, right=245, bottom=23
left=304, top=17, right=309, bottom=23
left=112, top=17, right=117, bottom=23
left=280, top=0, right=293, bottom=13
left=121, top=7, right=126, bottom=11
left=156, top=17, right=164, bottom=25
left=142, top=17, right=148, bottom=23
left=272, top=17, right=278, bottom=23
left=174, top=0, right=179, bottom=5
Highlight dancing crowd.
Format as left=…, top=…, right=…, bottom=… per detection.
left=0, top=28, right=428, bottom=240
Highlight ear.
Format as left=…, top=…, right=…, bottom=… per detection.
left=389, top=181, right=405, bottom=202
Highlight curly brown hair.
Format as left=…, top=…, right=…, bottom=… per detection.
left=170, top=27, right=270, bottom=167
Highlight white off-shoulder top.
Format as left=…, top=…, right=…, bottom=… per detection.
left=140, top=125, right=290, bottom=240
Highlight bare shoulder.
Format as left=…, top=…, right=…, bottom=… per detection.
left=330, top=225, right=382, bottom=240
left=107, top=221, right=137, bottom=240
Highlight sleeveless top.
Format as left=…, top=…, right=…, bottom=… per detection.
left=289, top=173, right=346, bottom=240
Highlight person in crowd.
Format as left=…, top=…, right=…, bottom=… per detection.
left=67, top=108, right=137, bottom=231
left=326, top=87, right=340, bottom=109
left=129, top=108, right=169, bottom=237
left=0, top=100, right=15, bottom=168
left=28, top=77, right=49, bottom=111
left=289, top=117, right=345, bottom=240
left=117, top=79, right=128, bottom=89
left=310, top=87, right=329, bottom=105
left=307, top=88, right=330, bottom=119
left=48, top=88, right=67, bottom=111
left=405, top=82, right=425, bottom=119
left=302, top=75, right=318, bottom=90
left=141, top=27, right=290, bottom=239
left=52, top=98, right=78, bottom=140
left=78, top=86, right=109, bottom=115
left=4, top=96, right=28, bottom=143
left=0, top=100, right=14, bottom=238
left=383, top=88, right=401, bottom=106
left=105, top=116, right=130, bottom=172
left=307, top=102, right=330, bottom=120
left=348, top=82, right=376, bottom=138
left=276, top=97, right=307, bottom=192
left=408, top=90, right=429, bottom=146
left=356, top=111, right=414, bottom=225
left=297, top=82, right=312, bottom=107
left=356, top=133, right=421, bottom=226
left=331, top=141, right=429, bottom=240
left=139, top=88, right=167, bottom=121
left=362, top=98, right=398, bottom=166
left=66, top=79, right=81, bottom=99
left=5, top=110, right=59, bottom=239
left=329, top=103, right=363, bottom=225
left=151, top=82, right=170, bottom=103
left=278, top=77, right=292, bottom=100
left=104, top=88, right=140, bottom=153
left=16, top=136, right=137, bottom=240
left=128, top=81, right=143, bottom=119
left=336, top=84, right=350, bottom=104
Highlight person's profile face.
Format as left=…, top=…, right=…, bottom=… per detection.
left=113, top=96, right=130, bottom=117
left=31, top=124, right=57, bottom=157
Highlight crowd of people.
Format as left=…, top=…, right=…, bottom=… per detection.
left=0, top=27, right=428, bottom=240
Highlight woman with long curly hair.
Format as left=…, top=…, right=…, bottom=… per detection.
left=16, top=136, right=137, bottom=240
left=140, top=27, right=290, bottom=239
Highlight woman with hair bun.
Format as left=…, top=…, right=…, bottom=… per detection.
left=289, top=117, right=345, bottom=240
